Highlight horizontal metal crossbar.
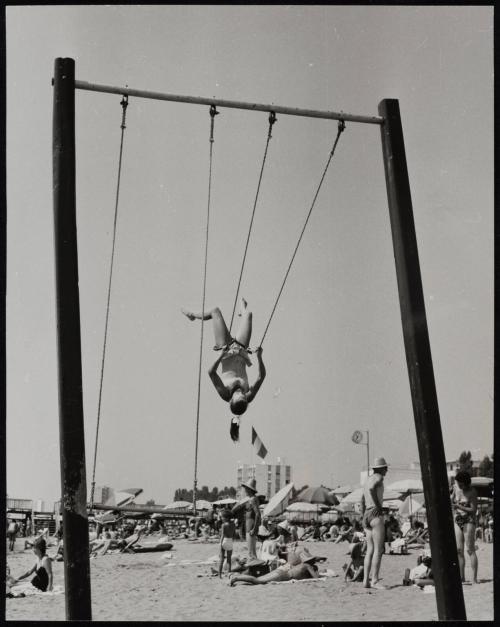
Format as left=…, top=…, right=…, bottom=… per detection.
left=74, top=80, right=384, bottom=125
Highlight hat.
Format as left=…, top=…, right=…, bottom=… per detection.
left=299, top=547, right=327, bottom=564
left=277, top=520, right=291, bottom=533
left=257, top=524, right=271, bottom=537
left=241, top=478, right=258, bottom=494
left=371, top=457, right=389, bottom=469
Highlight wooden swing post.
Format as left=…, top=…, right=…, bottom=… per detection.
left=53, top=57, right=92, bottom=620
left=378, top=98, right=466, bottom=620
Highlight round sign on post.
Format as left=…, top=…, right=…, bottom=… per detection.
left=352, top=430, right=363, bottom=444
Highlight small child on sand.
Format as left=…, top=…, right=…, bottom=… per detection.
left=343, top=538, right=365, bottom=582
left=219, top=510, right=235, bottom=577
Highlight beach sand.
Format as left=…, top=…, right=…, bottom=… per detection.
left=6, top=537, right=493, bottom=621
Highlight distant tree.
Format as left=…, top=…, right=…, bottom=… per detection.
left=145, top=499, right=155, bottom=506
left=173, top=485, right=239, bottom=503
left=458, top=450, right=473, bottom=474
left=478, top=455, right=494, bottom=478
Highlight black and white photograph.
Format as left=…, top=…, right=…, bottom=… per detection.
left=5, top=4, right=493, bottom=621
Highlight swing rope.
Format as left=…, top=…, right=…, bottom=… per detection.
left=193, top=105, right=218, bottom=513
left=258, top=119, right=346, bottom=348
left=89, top=95, right=129, bottom=508
left=228, top=112, right=277, bottom=334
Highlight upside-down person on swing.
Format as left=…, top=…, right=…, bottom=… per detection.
left=182, top=298, right=266, bottom=441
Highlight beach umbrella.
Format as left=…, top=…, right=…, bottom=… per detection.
left=190, top=500, right=213, bottom=511
left=212, top=497, right=238, bottom=506
left=470, top=477, right=493, bottom=499
left=296, top=486, right=339, bottom=506
left=163, top=500, right=192, bottom=510
left=341, top=487, right=401, bottom=504
left=386, top=479, right=423, bottom=494
left=340, top=487, right=364, bottom=503
left=331, top=484, right=360, bottom=496
left=286, top=502, right=325, bottom=512
left=333, top=502, right=356, bottom=513
left=398, top=494, right=425, bottom=518
left=320, top=510, right=341, bottom=523
left=104, top=487, right=143, bottom=508
left=262, top=483, right=294, bottom=518
left=383, top=499, right=404, bottom=510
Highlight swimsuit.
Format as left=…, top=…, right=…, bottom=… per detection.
left=221, top=537, right=233, bottom=551
left=31, top=565, right=48, bottom=591
left=362, top=508, right=382, bottom=530
left=219, top=341, right=252, bottom=393
left=454, top=512, right=474, bottom=530
left=362, top=473, right=384, bottom=529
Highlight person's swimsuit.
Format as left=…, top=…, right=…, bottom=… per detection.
left=453, top=486, right=475, bottom=530
left=362, top=474, right=384, bottom=529
left=221, top=537, right=233, bottom=551
left=219, top=341, right=252, bottom=393
left=31, top=565, right=49, bottom=591
left=454, top=501, right=475, bottom=530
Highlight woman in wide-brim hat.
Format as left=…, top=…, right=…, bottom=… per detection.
left=231, top=478, right=261, bottom=560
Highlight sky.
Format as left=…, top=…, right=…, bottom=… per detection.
left=6, top=5, right=493, bottom=507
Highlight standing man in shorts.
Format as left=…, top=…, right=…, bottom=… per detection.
left=361, top=457, right=389, bottom=589
left=7, top=519, right=19, bottom=551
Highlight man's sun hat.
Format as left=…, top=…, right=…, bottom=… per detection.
left=371, top=457, right=389, bottom=469
left=277, top=519, right=291, bottom=533
left=240, top=478, right=258, bottom=493
left=299, top=547, right=327, bottom=564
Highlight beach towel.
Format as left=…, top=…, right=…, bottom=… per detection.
left=7, top=583, right=64, bottom=598
left=269, top=570, right=338, bottom=584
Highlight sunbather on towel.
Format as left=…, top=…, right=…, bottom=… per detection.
left=229, top=549, right=326, bottom=586
left=229, top=552, right=314, bottom=586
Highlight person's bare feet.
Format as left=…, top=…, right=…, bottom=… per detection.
left=238, top=298, right=248, bottom=316
left=181, top=308, right=196, bottom=321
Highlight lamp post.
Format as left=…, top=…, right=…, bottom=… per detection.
left=352, top=430, right=370, bottom=474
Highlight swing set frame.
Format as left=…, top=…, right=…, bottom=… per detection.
left=52, top=57, right=466, bottom=620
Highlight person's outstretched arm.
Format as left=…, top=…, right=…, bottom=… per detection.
left=15, top=562, right=37, bottom=582
left=247, top=347, right=266, bottom=402
left=208, top=351, right=231, bottom=401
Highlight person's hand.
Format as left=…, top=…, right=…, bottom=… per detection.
left=255, top=346, right=263, bottom=356
left=249, top=529, right=255, bottom=537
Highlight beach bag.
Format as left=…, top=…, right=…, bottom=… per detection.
left=390, top=538, right=408, bottom=554
left=246, top=559, right=270, bottom=577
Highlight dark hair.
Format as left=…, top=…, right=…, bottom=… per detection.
left=455, top=470, right=472, bottom=487
left=33, top=537, right=46, bottom=554
left=230, top=418, right=240, bottom=442
left=230, top=396, right=248, bottom=416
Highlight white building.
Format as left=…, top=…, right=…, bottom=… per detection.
left=237, top=458, right=292, bottom=499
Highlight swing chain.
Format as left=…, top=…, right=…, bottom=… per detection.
left=209, top=105, right=219, bottom=143
left=120, top=94, right=129, bottom=130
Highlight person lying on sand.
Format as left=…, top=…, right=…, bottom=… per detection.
left=90, top=529, right=143, bottom=556
left=229, top=549, right=326, bottom=586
